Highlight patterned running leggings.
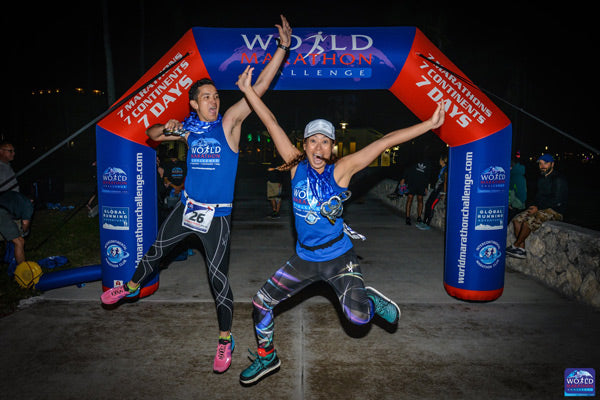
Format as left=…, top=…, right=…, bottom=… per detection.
left=130, top=201, right=234, bottom=332
left=252, top=248, right=373, bottom=349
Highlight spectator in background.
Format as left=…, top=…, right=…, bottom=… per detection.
left=386, top=177, right=408, bottom=200
left=0, top=141, right=19, bottom=192
left=156, top=154, right=170, bottom=224
left=86, top=161, right=99, bottom=218
left=506, top=153, right=567, bottom=259
left=401, top=158, right=432, bottom=225
left=162, top=148, right=186, bottom=209
left=0, top=191, right=34, bottom=273
left=266, top=158, right=285, bottom=219
left=508, top=152, right=527, bottom=221
left=420, top=153, right=448, bottom=229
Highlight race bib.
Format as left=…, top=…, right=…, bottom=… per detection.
left=182, top=198, right=215, bottom=233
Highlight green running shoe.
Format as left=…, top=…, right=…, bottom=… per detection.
left=366, top=286, right=400, bottom=324
left=239, top=348, right=281, bottom=385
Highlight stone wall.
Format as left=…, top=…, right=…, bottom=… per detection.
left=506, top=222, right=600, bottom=308
left=370, top=179, right=600, bottom=308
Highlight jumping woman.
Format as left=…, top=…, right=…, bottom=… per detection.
left=236, top=66, right=445, bottom=385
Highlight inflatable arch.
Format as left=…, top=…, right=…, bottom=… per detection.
left=96, top=26, right=511, bottom=301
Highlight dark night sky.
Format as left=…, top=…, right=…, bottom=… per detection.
left=2, top=1, right=597, bottom=157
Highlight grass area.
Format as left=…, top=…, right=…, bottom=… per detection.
left=0, top=192, right=100, bottom=317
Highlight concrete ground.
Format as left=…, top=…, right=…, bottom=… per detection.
left=1, top=169, right=598, bottom=400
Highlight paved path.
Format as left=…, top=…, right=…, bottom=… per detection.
left=1, top=167, right=598, bottom=399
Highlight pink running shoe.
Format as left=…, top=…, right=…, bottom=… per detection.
left=213, top=335, right=235, bottom=373
left=101, top=284, right=140, bottom=305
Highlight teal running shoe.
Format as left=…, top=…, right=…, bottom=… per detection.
left=366, top=286, right=400, bottom=324
left=239, top=348, right=281, bottom=385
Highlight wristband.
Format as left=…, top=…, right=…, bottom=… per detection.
left=276, top=39, right=290, bottom=52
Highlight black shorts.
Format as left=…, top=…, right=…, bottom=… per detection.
left=0, top=209, right=20, bottom=241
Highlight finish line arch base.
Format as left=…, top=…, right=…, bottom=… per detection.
left=444, top=283, right=504, bottom=302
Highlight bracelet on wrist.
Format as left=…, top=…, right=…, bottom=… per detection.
left=276, top=38, right=290, bottom=52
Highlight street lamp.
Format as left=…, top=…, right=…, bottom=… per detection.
left=340, top=122, right=348, bottom=134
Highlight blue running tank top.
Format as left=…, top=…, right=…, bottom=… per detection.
left=292, top=160, right=352, bottom=262
left=182, top=121, right=238, bottom=216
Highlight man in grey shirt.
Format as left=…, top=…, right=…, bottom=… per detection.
left=0, top=191, right=33, bottom=268
left=0, top=141, right=19, bottom=192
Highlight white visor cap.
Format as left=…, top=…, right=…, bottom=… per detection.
left=304, top=119, right=335, bottom=141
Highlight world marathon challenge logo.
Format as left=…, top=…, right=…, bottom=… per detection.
left=478, top=165, right=506, bottom=193
left=280, top=31, right=379, bottom=79
left=565, top=368, right=595, bottom=397
left=102, top=167, right=127, bottom=193
left=189, top=136, right=222, bottom=170
left=220, top=30, right=395, bottom=82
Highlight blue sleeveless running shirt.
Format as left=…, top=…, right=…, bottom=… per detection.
left=182, top=121, right=238, bottom=217
left=292, top=160, right=353, bottom=262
